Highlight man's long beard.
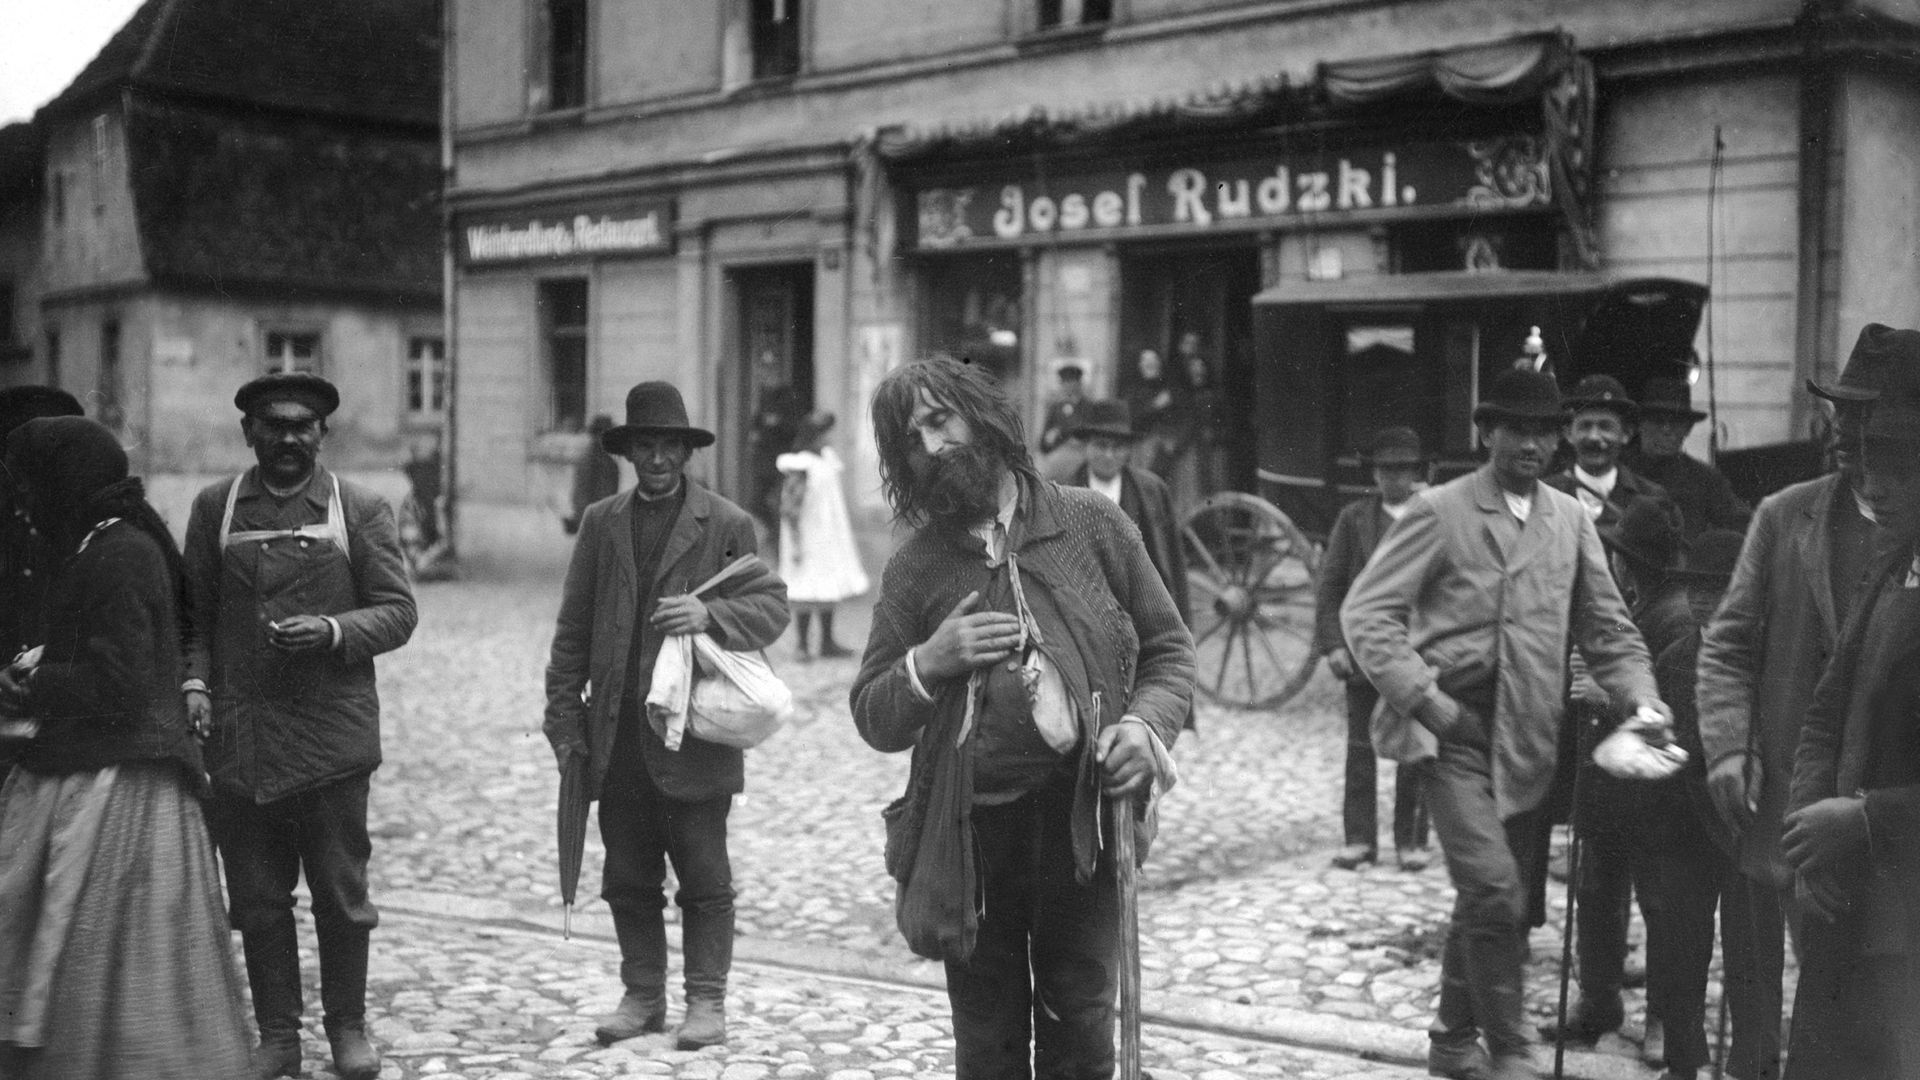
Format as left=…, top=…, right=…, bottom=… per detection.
left=911, top=443, right=1006, bottom=528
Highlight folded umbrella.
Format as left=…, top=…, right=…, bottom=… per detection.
left=557, top=749, right=592, bottom=939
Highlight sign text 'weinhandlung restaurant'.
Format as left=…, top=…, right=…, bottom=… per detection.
left=460, top=200, right=675, bottom=264
left=912, top=137, right=1549, bottom=250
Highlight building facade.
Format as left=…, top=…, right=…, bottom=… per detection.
left=447, top=0, right=1920, bottom=552
left=22, top=0, right=444, bottom=527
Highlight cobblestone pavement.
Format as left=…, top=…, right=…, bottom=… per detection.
left=356, top=572, right=1758, bottom=1078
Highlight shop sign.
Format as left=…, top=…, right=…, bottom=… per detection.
left=460, top=199, right=675, bottom=264
left=912, top=137, right=1547, bottom=249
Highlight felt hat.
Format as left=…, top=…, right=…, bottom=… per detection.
left=1672, top=528, right=1745, bottom=587
left=1056, top=363, right=1084, bottom=381
left=234, top=371, right=340, bottom=418
left=1068, top=399, right=1137, bottom=441
left=1472, top=368, right=1564, bottom=424
left=1360, top=425, right=1427, bottom=467
left=1638, top=377, right=1708, bottom=422
left=1809, top=323, right=1912, bottom=403
left=1562, top=374, right=1639, bottom=422
left=1599, top=495, right=1683, bottom=573
left=601, top=381, right=715, bottom=454
left=0, top=385, right=83, bottom=438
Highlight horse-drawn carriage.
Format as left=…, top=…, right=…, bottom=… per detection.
left=1174, top=272, right=1821, bottom=710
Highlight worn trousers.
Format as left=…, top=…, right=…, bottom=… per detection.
left=598, top=717, right=735, bottom=1002
left=1718, top=873, right=1786, bottom=1080
left=1343, top=681, right=1430, bottom=852
left=1424, top=729, right=1547, bottom=1059
left=945, top=778, right=1119, bottom=1080
left=1786, top=919, right=1920, bottom=1080
left=208, top=774, right=377, bottom=1033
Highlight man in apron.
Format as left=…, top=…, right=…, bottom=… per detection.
left=182, top=372, right=417, bottom=1080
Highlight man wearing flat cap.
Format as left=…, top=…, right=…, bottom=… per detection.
left=545, top=381, right=789, bottom=1051
left=1695, top=323, right=1892, bottom=1080
left=1315, top=426, right=1432, bottom=872
left=182, top=371, right=418, bottom=1080
left=1343, top=369, right=1663, bottom=1080
left=1625, top=375, right=1750, bottom=538
left=1782, top=325, right=1920, bottom=1079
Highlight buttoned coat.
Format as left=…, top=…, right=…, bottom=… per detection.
left=1341, top=465, right=1657, bottom=820
left=1697, top=473, right=1850, bottom=884
left=1543, top=464, right=1669, bottom=529
left=1066, top=462, right=1188, bottom=623
left=1314, top=494, right=1391, bottom=659
left=544, top=480, right=789, bottom=804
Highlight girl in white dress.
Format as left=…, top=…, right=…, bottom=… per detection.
left=776, top=413, right=869, bottom=659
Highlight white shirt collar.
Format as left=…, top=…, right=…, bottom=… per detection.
left=1088, top=471, right=1124, bottom=506
left=1573, top=464, right=1618, bottom=498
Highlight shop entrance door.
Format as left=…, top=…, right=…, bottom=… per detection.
left=731, top=264, right=814, bottom=526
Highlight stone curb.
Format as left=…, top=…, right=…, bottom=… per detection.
left=381, top=889, right=1645, bottom=1080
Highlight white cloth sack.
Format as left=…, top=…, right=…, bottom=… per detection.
left=644, top=554, right=795, bottom=751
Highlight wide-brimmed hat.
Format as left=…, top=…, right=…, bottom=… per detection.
left=601, top=381, right=715, bottom=454
left=1638, top=377, right=1708, bottom=422
left=234, top=371, right=339, bottom=418
left=1599, top=495, right=1683, bottom=572
left=1563, top=375, right=1639, bottom=422
left=1360, top=425, right=1427, bottom=467
left=1068, top=399, right=1136, bottom=441
left=1856, top=325, right=1920, bottom=444
left=0, top=385, right=84, bottom=438
left=1672, top=528, right=1744, bottom=587
left=1472, top=368, right=1563, bottom=424
left=1809, top=324, right=1911, bottom=403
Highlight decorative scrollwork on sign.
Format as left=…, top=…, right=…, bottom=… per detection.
left=1462, top=138, right=1550, bottom=209
left=916, top=188, right=976, bottom=248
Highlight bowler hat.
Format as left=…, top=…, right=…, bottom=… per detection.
left=1599, top=495, right=1683, bottom=573
left=1056, top=364, right=1084, bottom=381
left=1068, top=399, right=1137, bottom=441
left=1809, top=324, right=1910, bottom=403
left=0, top=385, right=84, bottom=438
left=234, top=371, right=339, bottom=418
left=1638, top=377, right=1708, bottom=422
left=601, top=382, right=715, bottom=454
left=1360, top=425, right=1426, bottom=467
left=1562, top=375, right=1639, bottom=422
left=1672, top=528, right=1744, bottom=587
left=1472, top=368, right=1563, bottom=425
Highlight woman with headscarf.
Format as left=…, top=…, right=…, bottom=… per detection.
left=0, top=416, right=251, bottom=1080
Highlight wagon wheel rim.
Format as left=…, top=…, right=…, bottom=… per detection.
left=1181, top=493, right=1320, bottom=711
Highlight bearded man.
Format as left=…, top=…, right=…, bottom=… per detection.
left=850, top=357, right=1193, bottom=1079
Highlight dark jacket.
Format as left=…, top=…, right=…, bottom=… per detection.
left=1066, top=463, right=1188, bottom=623
left=18, top=521, right=203, bottom=781
left=1314, top=494, right=1394, bottom=659
left=851, top=479, right=1194, bottom=882
left=1698, top=474, right=1854, bottom=883
left=1625, top=448, right=1751, bottom=538
left=545, top=479, right=790, bottom=803
left=184, top=465, right=417, bottom=803
left=1543, top=464, right=1670, bottom=529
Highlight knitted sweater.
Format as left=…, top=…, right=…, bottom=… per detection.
left=851, top=478, right=1194, bottom=881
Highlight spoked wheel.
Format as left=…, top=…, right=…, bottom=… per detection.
left=1181, top=492, right=1320, bottom=710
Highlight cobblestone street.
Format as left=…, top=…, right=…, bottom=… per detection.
left=315, top=569, right=1707, bottom=1079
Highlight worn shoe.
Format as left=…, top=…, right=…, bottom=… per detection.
left=595, top=991, right=667, bottom=1044
left=1397, top=845, right=1432, bottom=872
left=1331, top=845, right=1378, bottom=870
left=1640, top=1017, right=1666, bottom=1067
left=1536, top=999, right=1624, bottom=1046
left=675, top=996, right=727, bottom=1050
left=325, top=1019, right=381, bottom=1080
left=1427, top=1035, right=1490, bottom=1079
left=251, top=1030, right=301, bottom=1079
left=1486, top=1051, right=1541, bottom=1080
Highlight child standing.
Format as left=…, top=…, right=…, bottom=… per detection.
left=777, top=412, right=869, bottom=659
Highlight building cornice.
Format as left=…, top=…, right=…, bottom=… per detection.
left=447, top=142, right=851, bottom=214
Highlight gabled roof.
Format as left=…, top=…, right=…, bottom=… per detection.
left=126, top=98, right=441, bottom=301
left=42, top=0, right=439, bottom=129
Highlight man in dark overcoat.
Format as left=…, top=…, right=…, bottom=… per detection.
left=182, top=373, right=417, bottom=1080
left=546, top=381, right=789, bottom=1051
left=1314, top=425, right=1432, bottom=871
left=1695, top=324, right=1891, bottom=1080
left=1625, top=376, right=1750, bottom=538
left=1545, top=374, right=1670, bottom=527
left=1063, top=398, right=1188, bottom=623
left=1782, top=330, right=1920, bottom=1080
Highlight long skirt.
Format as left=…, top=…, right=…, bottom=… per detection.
left=0, top=762, right=251, bottom=1080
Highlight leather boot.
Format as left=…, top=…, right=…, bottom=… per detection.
left=324, top=1018, right=380, bottom=1080
left=595, top=990, right=667, bottom=1044
left=677, top=901, right=733, bottom=1049
left=240, top=914, right=305, bottom=1079
left=316, top=921, right=377, bottom=1080
left=1462, top=924, right=1530, bottom=1061
left=250, top=1028, right=301, bottom=1080
left=675, top=996, right=727, bottom=1050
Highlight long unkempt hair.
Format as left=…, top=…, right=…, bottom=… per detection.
left=869, top=355, right=1037, bottom=528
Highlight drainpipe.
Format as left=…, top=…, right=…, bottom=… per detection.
left=440, top=0, right=461, bottom=562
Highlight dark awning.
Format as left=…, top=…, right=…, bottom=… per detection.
left=1252, top=270, right=1613, bottom=307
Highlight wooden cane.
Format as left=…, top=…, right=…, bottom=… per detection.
left=1112, top=792, right=1142, bottom=1080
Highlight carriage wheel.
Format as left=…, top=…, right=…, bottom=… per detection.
left=1181, top=492, right=1320, bottom=711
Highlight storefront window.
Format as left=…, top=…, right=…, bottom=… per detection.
left=538, top=279, right=588, bottom=432
left=920, top=253, right=1022, bottom=381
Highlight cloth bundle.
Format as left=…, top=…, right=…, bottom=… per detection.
left=646, top=555, right=795, bottom=750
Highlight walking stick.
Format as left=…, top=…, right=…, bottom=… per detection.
left=1112, top=791, right=1142, bottom=1080
left=1552, top=707, right=1592, bottom=1080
